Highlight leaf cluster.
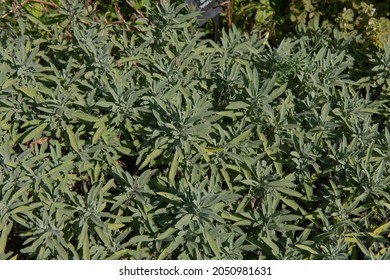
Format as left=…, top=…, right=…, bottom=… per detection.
left=0, top=0, right=389, bottom=259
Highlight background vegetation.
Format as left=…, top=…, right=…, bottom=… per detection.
left=0, top=0, right=389, bottom=259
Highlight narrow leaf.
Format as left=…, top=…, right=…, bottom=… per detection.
left=205, top=230, right=221, bottom=259
left=227, top=129, right=252, bottom=147
left=169, top=148, right=180, bottom=184
left=139, top=148, right=163, bottom=169
left=296, top=244, right=319, bottom=255
left=22, top=123, right=48, bottom=144
left=157, top=192, right=183, bottom=203
left=156, top=228, right=177, bottom=241
left=66, top=125, right=80, bottom=153
left=73, top=111, right=100, bottom=122
left=0, top=221, right=13, bottom=254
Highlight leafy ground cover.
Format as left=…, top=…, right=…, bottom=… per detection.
left=0, top=0, right=389, bottom=259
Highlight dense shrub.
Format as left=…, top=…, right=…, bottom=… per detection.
left=289, top=0, right=390, bottom=49
left=2, top=0, right=389, bottom=47
left=0, top=0, right=389, bottom=259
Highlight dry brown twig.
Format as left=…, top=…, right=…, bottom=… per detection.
left=1, top=0, right=29, bottom=19
left=1, top=0, right=58, bottom=19
left=102, top=2, right=146, bottom=33
left=220, top=0, right=234, bottom=28
left=112, top=3, right=131, bottom=31
left=29, top=137, right=49, bottom=154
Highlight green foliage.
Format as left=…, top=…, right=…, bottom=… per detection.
left=0, top=0, right=389, bottom=260
left=289, top=0, right=390, bottom=49
left=214, top=0, right=390, bottom=48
